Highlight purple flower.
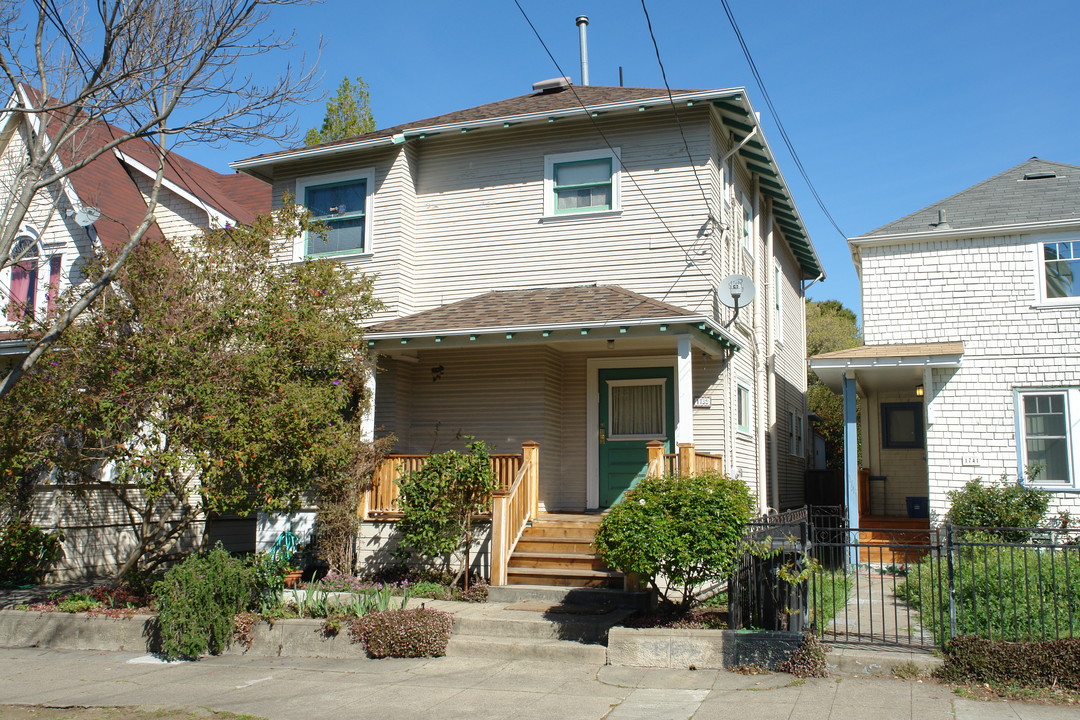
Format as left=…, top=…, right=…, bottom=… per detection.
left=332, top=379, right=341, bottom=385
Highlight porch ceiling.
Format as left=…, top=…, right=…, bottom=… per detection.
left=809, top=341, right=964, bottom=394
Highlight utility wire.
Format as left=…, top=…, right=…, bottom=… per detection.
left=717, top=0, right=846, bottom=239
left=512, top=0, right=717, bottom=299
left=639, top=0, right=715, bottom=217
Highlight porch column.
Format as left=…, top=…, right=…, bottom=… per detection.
left=843, top=372, right=860, bottom=563
left=361, top=363, right=376, bottom=442
left=675, top=334, right=694, bottom=444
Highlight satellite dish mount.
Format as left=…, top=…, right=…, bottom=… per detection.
left=717, top=274, right=756, bottom=327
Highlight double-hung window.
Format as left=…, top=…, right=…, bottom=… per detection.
left=736, top=380, right=752, bottom=435
left=788, top=410, right=804, bottom=456
left=740, top=194, right=754, bottom=258
left=1016, top=389, right=1078, bottom=487
left=296, top=170, right=374, bottom=258
left=6, top=235, right=38, bottom=322
left=1039, top=239, right=1080, bottom=303
left=544, top=149, right=620, bottom=217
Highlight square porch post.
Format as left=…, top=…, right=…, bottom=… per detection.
left=675, top=334, right=694, bottom=444
left=843, top=372, right=860, bottom=564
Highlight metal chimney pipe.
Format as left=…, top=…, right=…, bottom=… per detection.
left=576, top=15, right=590, bottom=86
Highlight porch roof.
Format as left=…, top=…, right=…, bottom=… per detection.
left=809, top=341, right=964, bottom=393
left=366, top=285, right=742, bottom=352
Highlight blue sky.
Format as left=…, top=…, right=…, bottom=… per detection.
left=182, top=0, right=1080, bottom=318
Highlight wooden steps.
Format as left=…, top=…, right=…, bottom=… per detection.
left=858, top=522, right=932, bottom=565
left=505, top=514, right=623, bottom=588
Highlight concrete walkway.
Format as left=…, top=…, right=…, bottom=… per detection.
left=1, top=647, right=1074, bottom=720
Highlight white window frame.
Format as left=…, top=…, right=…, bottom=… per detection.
left=295, top=168, right=375, bottom=261
left=606, top=377, right=667, bottom=440
left=740, top=193, right=754, bottom=259
left=1015, top=387, right=1080, bottom=489
left=1033, top=234, right=1080, bottom=307
left=796, top=413, right=804, bottom=457
left=736, top=379, right=752, bottom=436
left=543, top=148, right=621, bottom=219
left=787, top=410, right=796, bottom=454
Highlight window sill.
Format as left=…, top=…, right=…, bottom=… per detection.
left=1025, top=483, right=1080, bottom=492
left=540, top=209, right=622, bottom=223
left=303, top=250, right=373, bottom=261
left=736, top=429, right=752, bottom=439
left=1029, top=300, right=1080, bottom=310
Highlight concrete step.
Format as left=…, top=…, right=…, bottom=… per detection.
left=450, top=603, right=631, bottom=643
left=445, top=635, right=608, bottom=664
left=488, top=584, right=651, bottom=611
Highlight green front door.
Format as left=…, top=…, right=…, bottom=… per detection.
left=598, top=367, right=675, bottom=507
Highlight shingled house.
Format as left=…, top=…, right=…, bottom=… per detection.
left=234, top=80, right=824, bottom=585
left=811, top=158, right=1080, bottom=530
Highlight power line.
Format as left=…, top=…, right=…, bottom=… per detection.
left=717, top=0, right=847, bottom=239
left=511, top=0, right=717, bottom=299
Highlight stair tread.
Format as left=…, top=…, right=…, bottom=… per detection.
left=511, top=552, right=603, bottom=559
left=507, top=567, right=623, bottom=578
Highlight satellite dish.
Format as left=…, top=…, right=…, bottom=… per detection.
left=73, top=206, right=101, bottom=227
left=717, top=274, right=756, bottom=308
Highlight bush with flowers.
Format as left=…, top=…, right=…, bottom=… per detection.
left=593, top=470, right=754, bottom=611
left=349, top=607, right=454, bottom=658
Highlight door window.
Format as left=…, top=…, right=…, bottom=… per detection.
left=607, top=379, right=665, bottom=439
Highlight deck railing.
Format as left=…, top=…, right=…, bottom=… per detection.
left=361, top=449, right=525, bottom=520
left=490, top=441, right=539, bottom=586
left=646, top=441, right=724, bottom=477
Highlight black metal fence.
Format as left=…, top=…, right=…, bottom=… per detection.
left=728, top=508, right=1080, bottom=649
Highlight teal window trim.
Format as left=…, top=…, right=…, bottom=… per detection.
left=296, top=169, right=374, bottom=260
left=553, top=157, right=613, bottom=214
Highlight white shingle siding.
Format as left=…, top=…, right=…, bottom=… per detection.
left=860, top=230, right=1080, bottom=517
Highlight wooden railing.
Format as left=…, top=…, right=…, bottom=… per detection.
left=361, top=450, right=524, bottom=520
left=490, top=441, right=539, bottom=586
left=646, top=441, right=724, bottom=477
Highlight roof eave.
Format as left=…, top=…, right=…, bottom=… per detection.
left=850, top=218, right=1080, bottom=247
left=230, top=88, right=747, bottom=173
left=367, top=314, right=743, bottom=351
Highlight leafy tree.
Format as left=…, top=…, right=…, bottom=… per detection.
left=394, top=439, right=498, bottom=589
left=304, top=76, right=376, bottom=145
left=593, top=471, right=755, bottom=610
left=0, top=0, right=317, bottom=398
left=805, top=299, right=861, bottom=470
left=0, top=203, right=381, bottom=578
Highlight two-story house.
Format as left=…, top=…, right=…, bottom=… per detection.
left=811, top=158, right=1080, bottom=530
left=234, top=80, right=824, bottom=584
left=0, top=90, right=270, bottom=578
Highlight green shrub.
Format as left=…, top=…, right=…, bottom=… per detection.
left=593, top=471, right=754, bottom=610
left=154, top=545, right=256, bottom=660
left=55, top=592, right=102, bottom=613
left=0, top=521, right=64, bottom=585
left=349, top=607, right=454, bottom=658
left=896, top=541, right=1080, bottom=643
left=935, top=635, right=1080, bottom=690
left=945, top=475, right=1050, bottom=541
left=776, top=631, right=829, bottom=678
left=395, top=438, right=497, bottom=588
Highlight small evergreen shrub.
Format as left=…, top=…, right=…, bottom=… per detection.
left=593, top=471, right=754, bottom=609
left=349, top=607, right=454, bottom=658
left=935, top=635, right=1080, bottom=691
left=945, top=475, right=1050, bottom=541
left=776, top=631, right=829, bottom=678
left=0, top=521, right=64, bottom=585
left=154, top=545, right=256, bottom=660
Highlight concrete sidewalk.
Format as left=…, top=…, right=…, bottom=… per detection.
left=0, top=647, right=1073, bottom=720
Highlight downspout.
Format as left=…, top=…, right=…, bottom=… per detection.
left=753, top=181, right=768, bottom=513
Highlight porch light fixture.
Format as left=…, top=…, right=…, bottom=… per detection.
left=915, top=384, right=924, bottom=397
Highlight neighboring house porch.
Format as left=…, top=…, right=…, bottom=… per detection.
left=810, top=341, right=965, bottom=535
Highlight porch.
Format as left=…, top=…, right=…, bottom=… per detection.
left=360, top=440, right=723, bottom=587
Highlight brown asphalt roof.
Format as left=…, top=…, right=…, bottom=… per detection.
left=23, top=87, right=269, bottom=252
left=811, top=341, right=965, bottom=361
left=369, top=285, right=697, bottom=335
left=241, top=86, right=703, bottom=164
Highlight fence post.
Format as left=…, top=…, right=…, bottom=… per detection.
left=646, top=441, right=665, bottom=477
left=678, top=443, right=695, bottom=476
left=946, top=524, right=957, bottom=639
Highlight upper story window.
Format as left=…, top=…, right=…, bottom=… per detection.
left=736, top=380, right=752, bottom=435
left=296, top=169, right=374, bottom=259
left=543, top=149, right=621, bottom=218
left=1041, top=240, right=1080, bottom=303
left=1016, top=389, right=1077, bottom=488
left=773, top=258, right=784, bottom=345
left=740, top=193, right=754, bottom=258
left=6, top=235, right=38, bottom=322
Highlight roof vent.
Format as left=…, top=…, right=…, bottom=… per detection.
left=930, top=208, right=951, bottom=230
left=1023, top=171, right=1057, bottom=180
left=532, top=76, right=572, bottom=93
